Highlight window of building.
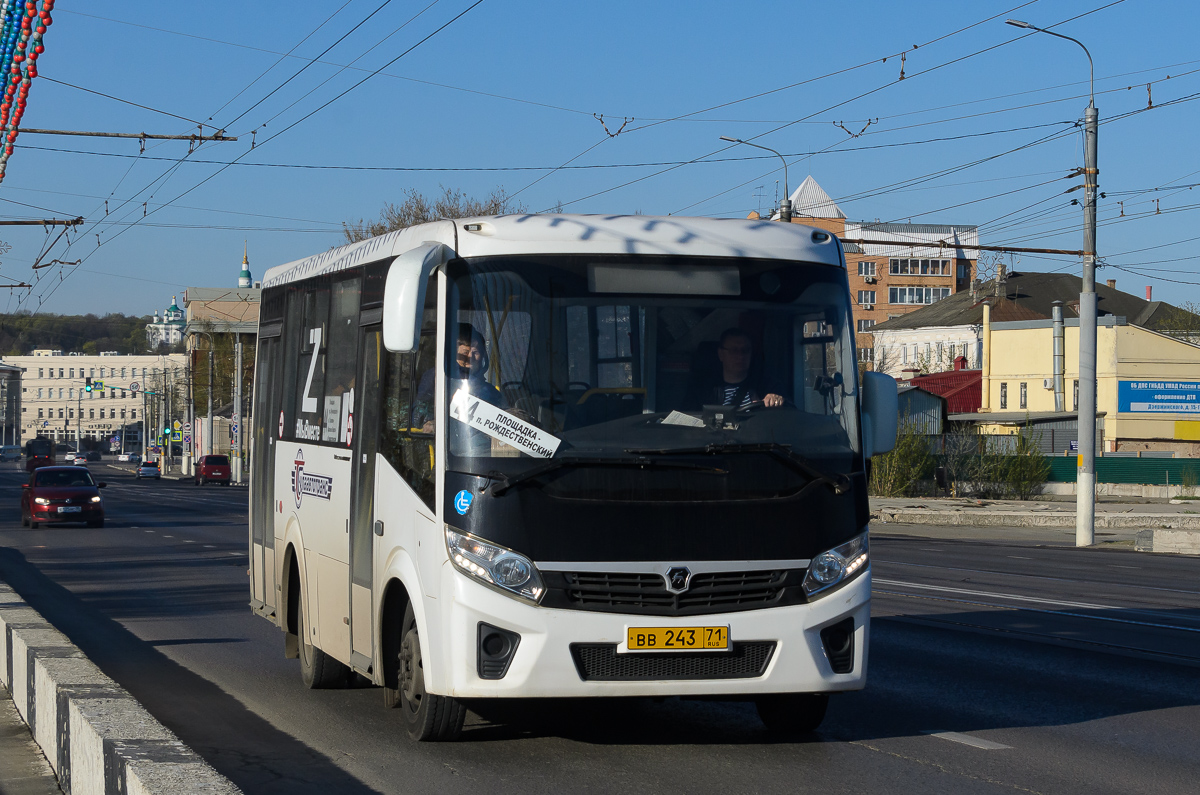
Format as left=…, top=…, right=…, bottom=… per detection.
left=38, top=368, right=43, bottom=378
left=924, top=343, right=931, bottom=360
left=936, top=342, right=944, bottom=360
left=57, top=408, right=63, bottom=419
left=37, top=388, right=42, bottom=398
left=1000, top=383, right=1008, bottom=409
left=902, top=346, right=908, bottom=364
left=888, top=286, right=952, bottom=305
left=69, top=368, right=74, bottom=379
left=857, top=290, right=876, bottom=305
left=889, top=258, right=951, bottom=275
left=857, top=347, right=874, bottom=362
left=68, top=388, right=74, bottom=400
left=1020, top=382, right=1027, bottom=409
left=949, top=343, right=957, bottom=359
left=857, top=319, right=875, bottom=332
left=69, top=408, right=74, bottom=419
left=89, top=409, right=94, bottom=419
left=99, top=408, right=105, bottom=419
left=857, top=261, right=876, bottom=277
left=58, top=368, right=63, bottom=378
left=121, top=367, right=127, bottom=378
left=120, top=408, right=126, bottom=419
left=58, top=388, right=63, bottom=399
left=89, top=368, right=95, bottom=378
left=131, top=408, right=137, bottom=419
left=37, top=408, right=43, bottom=419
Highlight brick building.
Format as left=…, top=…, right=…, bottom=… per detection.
left=753, top=176, right=978, bottom=368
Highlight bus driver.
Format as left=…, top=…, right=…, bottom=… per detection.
left=685, top=327, right=785, bottom=410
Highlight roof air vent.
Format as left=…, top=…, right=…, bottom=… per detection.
left=812, top=230, right=830, bottom=243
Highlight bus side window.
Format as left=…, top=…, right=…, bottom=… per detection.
left=380, top=280, right=438, bottom=510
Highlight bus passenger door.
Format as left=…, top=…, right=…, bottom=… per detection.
left=348, top=324, right=382, bottom=670
left=250, top=335, right=280, bottom=616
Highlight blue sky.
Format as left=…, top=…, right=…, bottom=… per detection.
left=0, top=0, right=1196, bottom=316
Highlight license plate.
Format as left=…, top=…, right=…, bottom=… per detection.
left=57, top=506, right=82, bottom=513
left=625, top=626, right=729, bottom=652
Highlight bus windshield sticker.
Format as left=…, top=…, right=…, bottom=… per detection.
left=449, top=387, right=562, bottom=458
left=323, top=396, right=341, bottom=443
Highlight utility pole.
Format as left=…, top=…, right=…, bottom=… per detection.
left=719, top=136, right=792, bottom=221
left=206, top=342, right=214, bottom=457
left=1006, top=18, right=1098, bottom=548
left=234, top=336, right=243, bottom=483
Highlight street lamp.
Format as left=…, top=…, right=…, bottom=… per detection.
left=719, top=136, right=792, bottom=222
left=1007, top=19, right=1099, bottom=547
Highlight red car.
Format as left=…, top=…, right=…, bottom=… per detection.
left=21, top=466, right=106, bottom=528
left=194, top=454, right=231, bottom=486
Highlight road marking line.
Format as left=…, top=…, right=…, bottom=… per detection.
left=923, top=730, right=1011, bottom=750
left=1109, top=565, right=1139, bottom=569
left=1007, top=555, right=1032, bottom=559
left=204, top=545, right=216, bottom=548
left=163, top=535, right=173, bottom=538
left=875, top=578, right=1123, bottom=612
left=228, top=552, right=239, bottom=556
left=184, top=540, right=195, bottom=543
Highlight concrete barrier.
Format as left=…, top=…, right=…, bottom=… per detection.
left=0, top=583, right=240, bottom=795
left=1136, top=528, right=1200, bottom=555
left=873, top=507, right=1200, bottom=530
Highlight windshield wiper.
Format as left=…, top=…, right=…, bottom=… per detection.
left=489, top=455, right=727, bottom=497
left=624, top=442, right=851, bottom=495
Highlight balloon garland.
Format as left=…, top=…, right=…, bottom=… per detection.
left=0, top=0, right=52, bottom=183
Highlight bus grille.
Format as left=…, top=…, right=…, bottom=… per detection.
left=545, top=569, right=804, bottom=616
left=570, top=642, right=776, bottom=681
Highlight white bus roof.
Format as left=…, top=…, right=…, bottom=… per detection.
left=261, top=214, right=843, bottom=288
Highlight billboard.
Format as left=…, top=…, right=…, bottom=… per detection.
left=1117, top=380, right=1200, bottom=413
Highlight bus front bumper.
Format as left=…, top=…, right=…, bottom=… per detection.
left=431, top=563, right=870, bottom=699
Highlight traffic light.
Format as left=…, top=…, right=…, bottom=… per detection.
left=84, top=377, right=92, bottom=392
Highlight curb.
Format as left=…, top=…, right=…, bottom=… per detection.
left=0, top=583, right=241, bottom=795
left=872, top=509, right=1200, bottom=530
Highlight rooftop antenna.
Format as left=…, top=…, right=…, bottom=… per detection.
left=752, top=185, right=766, bottom=217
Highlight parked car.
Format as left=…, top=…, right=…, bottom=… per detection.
left=194, top=454, right=231, bottom=486
left=68, top=453, right=88, bottom=466
left=117, top=453, right=141, bottom=464
left=82, top=450, right=101, bottom=461
left=135, top=460, right=161, bottom=480
left=0, top=445, right=21, bottom=462
left=21, top=466, right=106, bottom=528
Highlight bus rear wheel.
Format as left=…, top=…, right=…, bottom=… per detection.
left=298, top=597, right=349, bottom=689
left=755, top=693, right=829, bottom=734
left=391, top=603, right=465, bottom=741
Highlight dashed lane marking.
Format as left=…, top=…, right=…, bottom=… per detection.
left=1007, top=556, right=1032, bottom=560
left=924, top=731, right=1012, bottom=750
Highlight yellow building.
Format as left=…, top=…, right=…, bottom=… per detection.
left=984, top=316, right=1200, bottom=455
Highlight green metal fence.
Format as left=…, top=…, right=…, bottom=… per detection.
left=1046, top=456, right=1200, bottom=484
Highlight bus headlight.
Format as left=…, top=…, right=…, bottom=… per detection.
left=446, top=527, right=545, bottom=604
left=803, top=532, right=868, bottom=598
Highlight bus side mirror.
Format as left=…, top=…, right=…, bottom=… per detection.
left=382, top=243, right=453, bottom=352
left=860, top=371, right=898, bottom=459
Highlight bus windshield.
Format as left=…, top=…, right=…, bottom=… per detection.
left=441, top=254, right=860, bottom=492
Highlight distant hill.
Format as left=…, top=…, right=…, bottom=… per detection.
left=0, top=311, right=154, bottom=355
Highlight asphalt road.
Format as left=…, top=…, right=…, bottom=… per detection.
left=1, top=461, right=1198, bottom=794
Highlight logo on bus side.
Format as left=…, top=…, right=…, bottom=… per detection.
left=292, top=448, right=334, bottom=508
left=453, top=490, right=473, bottom=515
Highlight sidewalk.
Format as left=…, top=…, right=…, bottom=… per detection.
left=0, top=685, right=62, bottom=795
left=869, top=496, right=1200, bottom=549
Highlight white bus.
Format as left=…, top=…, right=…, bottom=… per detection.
left=249, top=214, right=897, bottom=741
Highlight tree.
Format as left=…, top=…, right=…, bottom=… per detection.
left=1160, top=301, right=1200, bottom=345
left=342, top=186, right=527, bottom=244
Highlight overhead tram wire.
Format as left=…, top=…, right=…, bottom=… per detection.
left=553, top=1, right=1128, bottom=213
left=250, top=0, right=444, bottom=132
left=204, top=0, right=356, bottom=125
left=38, top=77, right=220, bottom=130
left=218, top=0, right=402, bottom=133
left=31, top=1, right=490, bottom=314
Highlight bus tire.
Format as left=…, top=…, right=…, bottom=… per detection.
left=393, top=602, right=465, bottom=741
left=755, top=693, right=829, bottom=734
left=298, top=597, right=348, bottom=689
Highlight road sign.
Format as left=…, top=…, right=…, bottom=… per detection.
left=183, top=422, right=192, bottom=432
left=130, top=381, right=140, bottom=392
left=183, top=435, right=191, bottom=444
left=173, top=420, right=182, bottom=431
left=171, top=431, right=182, bottom=442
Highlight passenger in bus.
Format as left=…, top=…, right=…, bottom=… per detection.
left=684, top=327, right=785, bottom=410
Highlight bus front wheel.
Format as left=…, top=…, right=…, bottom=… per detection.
left=755, top=693, right=829, bottom=734
left=392, top=603, right=465, bottom=741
